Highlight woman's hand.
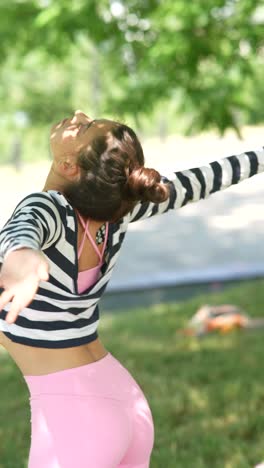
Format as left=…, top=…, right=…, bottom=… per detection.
left=0, top=248, right=49, bottom=324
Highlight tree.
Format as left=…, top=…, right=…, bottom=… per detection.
left=0, top=0, right=263, bottom=133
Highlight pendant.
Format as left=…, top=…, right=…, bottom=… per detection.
left=96, top=223, right=106, bottom=245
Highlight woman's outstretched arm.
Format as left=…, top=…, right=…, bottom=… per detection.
left=0, top=192, right=62, bottom=323
left=0, top=191, right=62, bottom=261
left=127, top=148, right=264, bottom=223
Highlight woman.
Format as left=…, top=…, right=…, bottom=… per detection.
left=0, top=110, right=263, bottom=468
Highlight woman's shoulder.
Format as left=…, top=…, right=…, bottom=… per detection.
left=45, top=190, right=71, bottom=209
left=9, top=191, right=72, bottom=229
left=13, top=190, right=70, bottom=211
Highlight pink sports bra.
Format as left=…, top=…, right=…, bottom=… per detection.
left=77, top=213, right=109, bottom=294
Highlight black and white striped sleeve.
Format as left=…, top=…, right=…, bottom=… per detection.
left=0, top=192, right=62, bottom=261
left=127, top=148, right=264, bottom=223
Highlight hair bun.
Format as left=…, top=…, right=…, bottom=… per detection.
left=125, top=167, right=169, bottom=204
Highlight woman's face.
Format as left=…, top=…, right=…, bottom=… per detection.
left=50, top=110, right=115, bottom=161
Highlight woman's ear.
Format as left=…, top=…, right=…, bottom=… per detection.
left=60, top=161, right=81, bottom=181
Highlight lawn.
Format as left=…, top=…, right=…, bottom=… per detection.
left=1, top=279, right=264, bottom=467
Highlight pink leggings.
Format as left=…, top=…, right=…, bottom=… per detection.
left=23, top=352, right=154, bottom=468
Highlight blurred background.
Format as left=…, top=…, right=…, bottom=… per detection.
left=2, top=2, right=264, bottom=467
left=1, top=0, right=264, bottom=308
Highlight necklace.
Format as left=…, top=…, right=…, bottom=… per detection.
left=96, top=224, right=106, bottom=245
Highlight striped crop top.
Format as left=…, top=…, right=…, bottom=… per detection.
left=0, top=147, right=263, bottom=348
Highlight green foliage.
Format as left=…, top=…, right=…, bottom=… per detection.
left=0, top=0, right=263, bottom=133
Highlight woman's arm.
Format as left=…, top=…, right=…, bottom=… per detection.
left=0, top=192, right=62, bottom=323
left=126, top=148, right=264, bottom=223
left=0, top=191, right=62, bottom=261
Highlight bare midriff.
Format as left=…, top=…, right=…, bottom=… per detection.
left=0, top=333, right=108, bottom=376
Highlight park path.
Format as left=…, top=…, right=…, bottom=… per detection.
left=1, top=126, right=263, bottom=291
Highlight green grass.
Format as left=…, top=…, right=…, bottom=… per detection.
left=1, top=279, right=264, bottom=467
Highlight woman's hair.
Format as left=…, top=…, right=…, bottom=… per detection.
left=63, top=123, right=170, bottom=222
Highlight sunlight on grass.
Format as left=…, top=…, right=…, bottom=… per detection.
left=188, top=387, right=209, bottom=410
